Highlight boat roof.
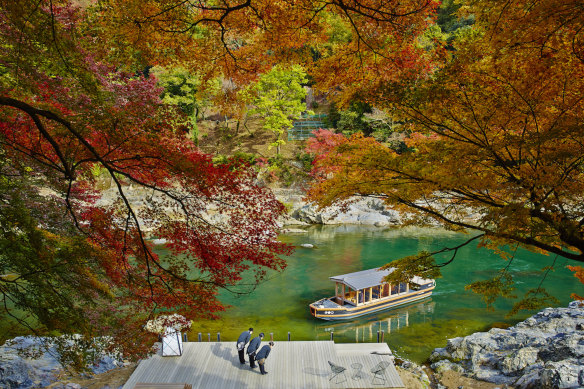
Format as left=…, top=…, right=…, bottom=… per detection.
left=329, top=267, right=433, bottom=291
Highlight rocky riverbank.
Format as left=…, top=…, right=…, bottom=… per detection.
left=273, top=188, right=403, bottom=227
left=429, top=301, right=584, bottom=388
left=0, top=337, right=128, bottom=389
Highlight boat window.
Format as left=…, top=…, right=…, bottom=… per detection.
left=399, top=282, right=407, bottom=293
left=381, top=284, right=390, bottom=297
left=372, top=285, right=380, bottom=299
left=391, top=284, right=399, bottom=295
left=345, top=288, right=357, bottom=304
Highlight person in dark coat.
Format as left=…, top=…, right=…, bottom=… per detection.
left=236, top=328, right=253, bottom=364
left=246, top=332, right=264, bottom=368
left=255, top=341, right=274, bottom=375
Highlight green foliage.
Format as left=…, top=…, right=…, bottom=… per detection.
left=436, top=0, right=475, bottom=34
left=380, top=251, right=442, bottom=284
left=323, top=13, right=353, bottom=45
left=0, top=159, right=117, bottom=347
left=335, top=101, right=373, bottom=136
left=295, top=152, right=315, bottom=173
left=151, top=66, right=220, bottom=144
left=212, top=151, right=257, bottom=168
left=465, top=271, right=516, bottom=310
left=325, top=103, right=342, bottom=128
left=508, top=289, right=560, bottom=317
left=417, top=24, right=448, bottom=50
left=242, top=65, right=308, bottom=153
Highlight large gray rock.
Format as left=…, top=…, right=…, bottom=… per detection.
left=430, top=301, right=584, bottom=388
left=500, top=347, right=539, bottom=374
left=0, top=336, right=124, bottom=389
left=290, top=197, right=401, bottom=226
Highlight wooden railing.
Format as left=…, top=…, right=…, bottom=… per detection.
left=188, top=330, right=387, bottom=343
left=288, top=115, right=329, bottom=140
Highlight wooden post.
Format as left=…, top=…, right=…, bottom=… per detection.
left=381, top=330, right=385, bottom=343
left=288, top=332, right=291, bottom=341
left=198, top=333, right=202, bottom=342
left=335, top=282, right=338, bottom=299
left=270, top=332, right=274, bottom=342
left=368, top=287, right=372, bottom=302
left=217, top=332, right=221, bottom=342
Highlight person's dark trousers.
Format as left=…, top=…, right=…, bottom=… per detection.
left=238, top=349, right=245, bottom=364
left=259, top=363, right=267, bottom=375
left=249, top=352, right=256, bottom=368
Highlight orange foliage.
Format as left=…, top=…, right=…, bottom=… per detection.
left=567, top=266, right=584, bottom=300
left=308, top=0, right=584, bottom=264
left=95, top=0, right=441, bottom=103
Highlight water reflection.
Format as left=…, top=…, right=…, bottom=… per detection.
left=314, top=299, right=435, bottom=342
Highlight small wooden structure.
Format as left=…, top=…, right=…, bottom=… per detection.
left=123, top=341, right=403, bottom=389
left=309, top=267, right=435, bottom=320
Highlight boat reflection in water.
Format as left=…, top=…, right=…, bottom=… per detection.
left=314, top=298, right=435, bottom=343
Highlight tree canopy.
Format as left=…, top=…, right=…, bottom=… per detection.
left=0, top=0, right=291, bottom=361
left=307, top=0, right=584, bottom=310
left=241, top=64, right=308, bottom=154
left=3, top=0, right=583, bottom=367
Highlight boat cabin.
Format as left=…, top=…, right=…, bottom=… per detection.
left=309, top=266, right=435, bottom=320
left=328, top=267, right=433, bottom=307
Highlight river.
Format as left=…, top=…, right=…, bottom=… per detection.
left=186, top=225, right=582, bottom=363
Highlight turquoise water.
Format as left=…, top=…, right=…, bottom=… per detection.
left=186, top=225, right=583, bottom=363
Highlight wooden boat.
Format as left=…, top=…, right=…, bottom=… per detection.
left=309, top=267, right=435, bottom=320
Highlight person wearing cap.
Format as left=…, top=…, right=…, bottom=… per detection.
left=246, top=332, right=264, bottom=368
left=255, top=341, right=274, bottom=375
left=236, top=327, right=253, bottom=364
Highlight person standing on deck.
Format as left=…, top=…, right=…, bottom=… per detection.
left=255, top=341, right=274, bottom=375
left=236, top=328, right=253, bottom=364
left=246, top=332, right=264, bottom=369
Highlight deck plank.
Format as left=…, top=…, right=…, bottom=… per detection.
left=123, top=341, right=404, bottom=389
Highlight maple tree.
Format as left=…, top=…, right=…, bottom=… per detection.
left=0, top=0, right=291, bottom=364
left=307, top=0, right=584, bottom=311
left=98, top=0, right=440, bottom=102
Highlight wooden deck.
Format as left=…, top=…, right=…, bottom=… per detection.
left=123, top=341, right=404, bottom=389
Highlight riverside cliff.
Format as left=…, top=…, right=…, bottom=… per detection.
left=430, top=301, right=584, bottom=388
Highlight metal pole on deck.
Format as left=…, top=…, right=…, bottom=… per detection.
left=330, top=331, right=334, bottom=341
left=377, top=330, right=380, bottom=343
left=288, top=332, right=291, bottom=341
left=217, top=332, right=221, bottom=342
left=198, top=333, right=202, bottom=342
left=183, top=333, right=188, bottom=342
left=207, top=333, right=211, bottom=342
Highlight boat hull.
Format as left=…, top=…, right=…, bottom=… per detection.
left=309, top=286, right=434, bottom=321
